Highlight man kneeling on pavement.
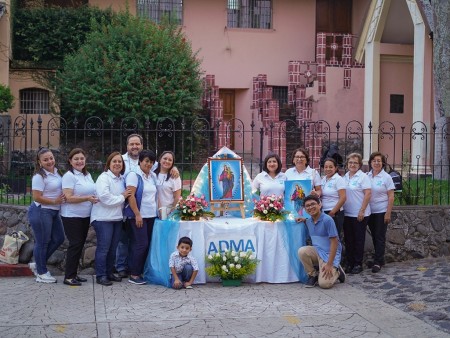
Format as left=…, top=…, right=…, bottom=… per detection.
left=297, top=195, right=346, bottom=288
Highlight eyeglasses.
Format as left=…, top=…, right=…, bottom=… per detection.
left=304, top=202, right=318, bottom=209
left=294, top=156, right=306, bottom=159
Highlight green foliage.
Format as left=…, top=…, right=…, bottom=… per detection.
left=205, top=250, right=259, bottom=281
left=0, top=84, right=15, bottom=112
left=12, top=5, right=115, bottom=65
left=394, top=178, right=450, bottom=205
left=52, top=12, right=203, bottom=122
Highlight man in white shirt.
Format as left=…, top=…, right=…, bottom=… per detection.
left=116, top=134, right=144, bottom=278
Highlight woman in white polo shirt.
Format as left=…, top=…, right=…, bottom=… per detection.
left=61, top=148, right=98, bottom=286
left=343, top=153, right=371, bottom=275
left=367, top=151, right=395, bottom=273
left=154, top=151, right=182, bottom=214
left=321, top=158, right=346, bottom=239
left=252, top=153, right=286, bottom=198
left=28, top=148, right=66, bottom=283
left=124, top=150, right=158, bottom=285
left=91, top=152, right=132, bottom=286
left=285, top=147, right=322, bottom=197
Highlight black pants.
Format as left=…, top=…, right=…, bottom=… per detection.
left=61, top=216, right=90, bottom=279
left=325, top=209, right=344, bottom=242
left=343, top=216, right=368, bottom=267
left=368, top=212, right=387, bottom=266
left=128, top=217, right=156, bottom=276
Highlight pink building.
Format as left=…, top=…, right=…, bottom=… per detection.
left=0, top=0, right=434, bottom=168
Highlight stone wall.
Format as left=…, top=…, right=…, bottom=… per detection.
left=0, top=204, right=449, bottom=272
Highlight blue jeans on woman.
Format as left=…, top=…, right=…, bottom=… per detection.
left=28, top=203, right=65, bottom=275
left=92, top=220, right=122, bottom=279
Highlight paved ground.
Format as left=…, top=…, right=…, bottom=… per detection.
left=1, top=257, right=449, bottom=338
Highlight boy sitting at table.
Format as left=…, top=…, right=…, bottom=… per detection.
left=169, top=236, right=199, bottom=289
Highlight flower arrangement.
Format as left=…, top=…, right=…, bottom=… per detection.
left=175, top=193, right=215, bottom=221
left=253, top=194, right=288, bottom=222
left=205, top=250, right=259, bottom=281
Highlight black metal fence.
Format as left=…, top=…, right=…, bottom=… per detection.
left=0, top=114, right=449, bottom=206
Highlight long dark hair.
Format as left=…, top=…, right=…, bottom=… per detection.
left=263, top=153, right=282, bottom=175
left=33, top=148, right=55, bottom=178
left=154, top=151, right=175, bottom=181
left=67, top=148, right=88, bottom=176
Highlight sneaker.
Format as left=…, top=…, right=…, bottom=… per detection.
left=128, top=276, right=146, bottom=285
left=338, top=265, right=346, bottom=283
left=117, top=270, right=129, bottom=278
left=36, top=272, right=57, bottom=284
left=304, top=275, right=318, bottom=288
left=350, top=265, right=363, bottom=274
left=28, top=262, right=38, bottom=277
left=185, top=285, right=193, bottom=289
left=372, top=264, right=381, bottom=273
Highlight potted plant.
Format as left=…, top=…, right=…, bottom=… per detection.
left=253, top=195, right=288, bottom=222
left=174, top=193, right=215, bottom=221
left=205, top=250, right=259, bottom=286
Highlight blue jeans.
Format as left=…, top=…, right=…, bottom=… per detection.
left=92, top=220, right=122, bottom=279
left=28, top=203, right=65, bottom=275
left=128, top=217, right=155, bottom=276
left=115, top=223, right=131, bottom=272
left=170, top=264, right=193, bottom=289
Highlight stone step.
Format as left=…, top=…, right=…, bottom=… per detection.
left=0, top=263, right=34, bottom=277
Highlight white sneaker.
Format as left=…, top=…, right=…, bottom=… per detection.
left=28, top=262, right=38, bottom=277
left=36, top=272, right=57, bottom=283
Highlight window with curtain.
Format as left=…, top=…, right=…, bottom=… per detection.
left=227, top=0, right=272, bottom=29
left=137, top=0, right=183, bottom=25
left=20, top=88, right=49, bottom=115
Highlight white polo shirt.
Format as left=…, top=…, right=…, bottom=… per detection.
left=32, top=169, right=62, bottom=211
left=156, top=173, right=182, bottom=208
left=122, top=153, right=139, bottom=176
left=126, top=169, right=158, bottom=218
left=90, top=170, right=126, bottom=223
left=343, top=170, right=371, bottom=217
left=252, top=171, right=287, bottom=198
left=368, top=169, right=395, bottom=214
left=321, top=173, right=346, bottom=211
left=285, top=166, right=321, bottom=189
left=61, top=170, right=95, bottom=218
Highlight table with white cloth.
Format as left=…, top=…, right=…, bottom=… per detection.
left=143, top=217, right=308, bottom=287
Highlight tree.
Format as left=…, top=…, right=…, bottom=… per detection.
left=0, top=84, right=14, bottom=113
left=52, top=13, right=203, bottom=122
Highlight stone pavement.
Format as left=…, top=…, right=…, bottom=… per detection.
left=1, top=257, right=449, bottom=338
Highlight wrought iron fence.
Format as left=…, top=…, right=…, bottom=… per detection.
left=0, top=114, right=449, bottom=206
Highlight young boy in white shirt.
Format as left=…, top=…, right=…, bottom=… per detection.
left=169, top=237, right=199, bottom=289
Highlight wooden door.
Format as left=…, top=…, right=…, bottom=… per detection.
left=220, top=89, right=235, bottom=149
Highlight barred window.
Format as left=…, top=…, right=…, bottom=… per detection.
left=20, top=88, right=49, bottom=115
left=227, top=0, right=272, bottom=29
left=137, top=0, right=183, bottom=25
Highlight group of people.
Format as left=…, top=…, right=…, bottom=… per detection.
left=28, top=134, right=182, bottom=286
left=252, top=148, right=396, bottom=289
left=28, top=141, right=394, bottom=290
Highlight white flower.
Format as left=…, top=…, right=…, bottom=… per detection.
left=223, top=256, right=227, bottom=262
left=236, top=264, right=241, bottom=269
left=183, top=210, right=187, bottom=213
left=240, top=252, right=246, bottom=258
left=234, top=256, right=239, bottom=262
left=192, top=212, right=197, bottom=216
left=222, top=265, right=227, bottom=270
left=216, top=252, right=221, bottom=257
left=263, top=210, right=268, bottom=214
left=208, top=255, right=213, bottom=260
left=231, top=251, right=236, bottom=257
left=229, top=263, right=235, bottom=268
left=269, top=203, right=274, bottom=207
left=250, top=254, right=256, bottom=260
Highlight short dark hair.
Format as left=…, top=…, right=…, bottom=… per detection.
left=139, top=149, right=156, bottom=163
left=369, top=151, right=387, bottom=170
left=67, top=148, right=88, bottom=175
left=127, top=134, right=143, bottom=145
left=303, top=194, right=321, bottom=205
left=262, top=153, right=282, bottom=174
left=178, top=236, right=193, bottom=247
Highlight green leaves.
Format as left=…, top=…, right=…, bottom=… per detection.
left=0, top=84, right=14, bottom=113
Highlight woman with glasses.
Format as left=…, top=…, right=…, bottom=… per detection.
left=285, top=148, right=322, bottom=197
left=28, top=148, right=66, bottom=283
left=367, top=152, right=395, bottom=273
left=343, top=153, right=371, bottom=274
